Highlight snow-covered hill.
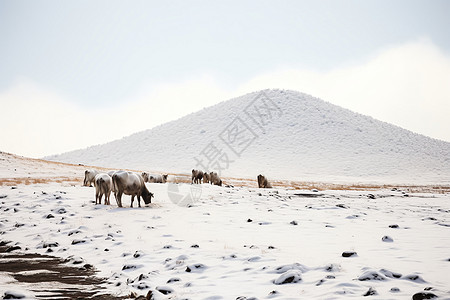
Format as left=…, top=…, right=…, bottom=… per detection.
left=46, top=89, right=450, bottom=184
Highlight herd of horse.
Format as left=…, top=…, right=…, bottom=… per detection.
left=84, top=169, right=272, bottom=208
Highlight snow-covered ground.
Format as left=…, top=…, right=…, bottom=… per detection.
left=1, top=179, right=449, bottom=299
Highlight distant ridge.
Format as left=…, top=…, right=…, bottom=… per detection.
left=46, top=89, right=450, bottom=184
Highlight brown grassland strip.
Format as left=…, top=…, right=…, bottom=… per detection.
left=0, top=176, right=83, bottom=186
left=1, top=174, right=449, bottom=194
left=1, top=151, right=448, bottom=193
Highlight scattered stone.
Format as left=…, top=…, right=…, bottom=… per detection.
left=390, top=287, right=400, bottom=293
left=342, top=251, right=357, bottom=257
left=412, top=292, right=438, bottom=300
left=290, top=220, right=298, bottom=225
left=134, top=282, right=150, bottom=290
left=336, top=204, right=349, bottom=209
left=380, top=269, right=402, bottom=278
left=65, top=256, right=84, bottom=265
left=122, top=264, right=138, bottom=271
left=3, top=291, right=26, bottom=299
left=268, top=290, right=279, bottom=297
left=404, top=274, right=426, bottom=283
left=185, top=264, right=206, bottom=273
left=316, top=279, right=325, bottom=286
left=247, top=218, right=253, bottom=222
left=273, top=270, right=302, bottom=285
left=382, top=236, right=394, bottom=242
left=0, top=195, right=7, bottom=199
left=367, top=194, right=376, bottom=199
left=6, top=246, right=21, bottom=252
left=134, top=250, right=144, bottom=258
left=46, top=214, right=55, bottom=219
left=156, top=286, right=173, bottom=295
left=167, top=277, right=181, bottom=284
left=325, top=264, right=339, bottom=272
left=0, top=241, right=11, bottom=247
left=137, top=274, right=148, bottom=282
left=191, top=244, right=199, bottom=248
left=71, top=239, right=87, bottom=245
left=389, top=224, right=399, bottom=228
left=68, top=229, right=81, bottom=236
left=363, top=287, right=377, bottom=296
left=358, top=270, right=386, bottom=281
left=43, top=242, right=59, bottom=248
left=56, top=208, right=66, bottom=214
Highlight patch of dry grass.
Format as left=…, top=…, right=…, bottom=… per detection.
left=0, top=176, right=83, bottom=186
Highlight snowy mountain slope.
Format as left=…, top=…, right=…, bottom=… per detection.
left=46, top=89, right=450, bottom=184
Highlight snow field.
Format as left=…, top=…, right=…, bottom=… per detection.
left=1, top=182, right=449, bottom=299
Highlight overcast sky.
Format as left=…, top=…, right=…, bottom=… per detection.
left=1, top=0, right=449, bottom=158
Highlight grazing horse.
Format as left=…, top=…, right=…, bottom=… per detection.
left=84, top=169, right=99, bottom=187
left=203, top=172, right=210, bottom=184
left=149, top=174, right=168, bottom=183
left=257, top=174, right=272, bottom=188
left=191, top=169, right=204, bottom=184
left=112, top=171, right=153, bottom=208
left=142, top=172, right=168, bottom=183
left=94, top=173, right=112, bottom=205
left=210, top=172, right=222, bottom=186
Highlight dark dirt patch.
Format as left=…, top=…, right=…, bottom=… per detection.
left=0, top=244, right=127, bottom=299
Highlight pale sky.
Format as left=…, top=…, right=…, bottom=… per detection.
left=1, top=0, right=449, bottom=158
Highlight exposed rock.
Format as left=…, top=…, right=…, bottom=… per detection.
left=382, top=235, right=394, bottom=242
left=412, top=292, right=438, bottom=300
left=358, top=270, right=386, bottom=281
left=363, top=287, right=377, bottom=296
left=342, top=251, right=357, bottom=257
left=273, top=270, right=302, bottom=285
left=156, top=286, right=173, bottom=295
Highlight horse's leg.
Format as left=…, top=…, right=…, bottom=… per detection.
left=116, top=192, right=122, bottom=207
